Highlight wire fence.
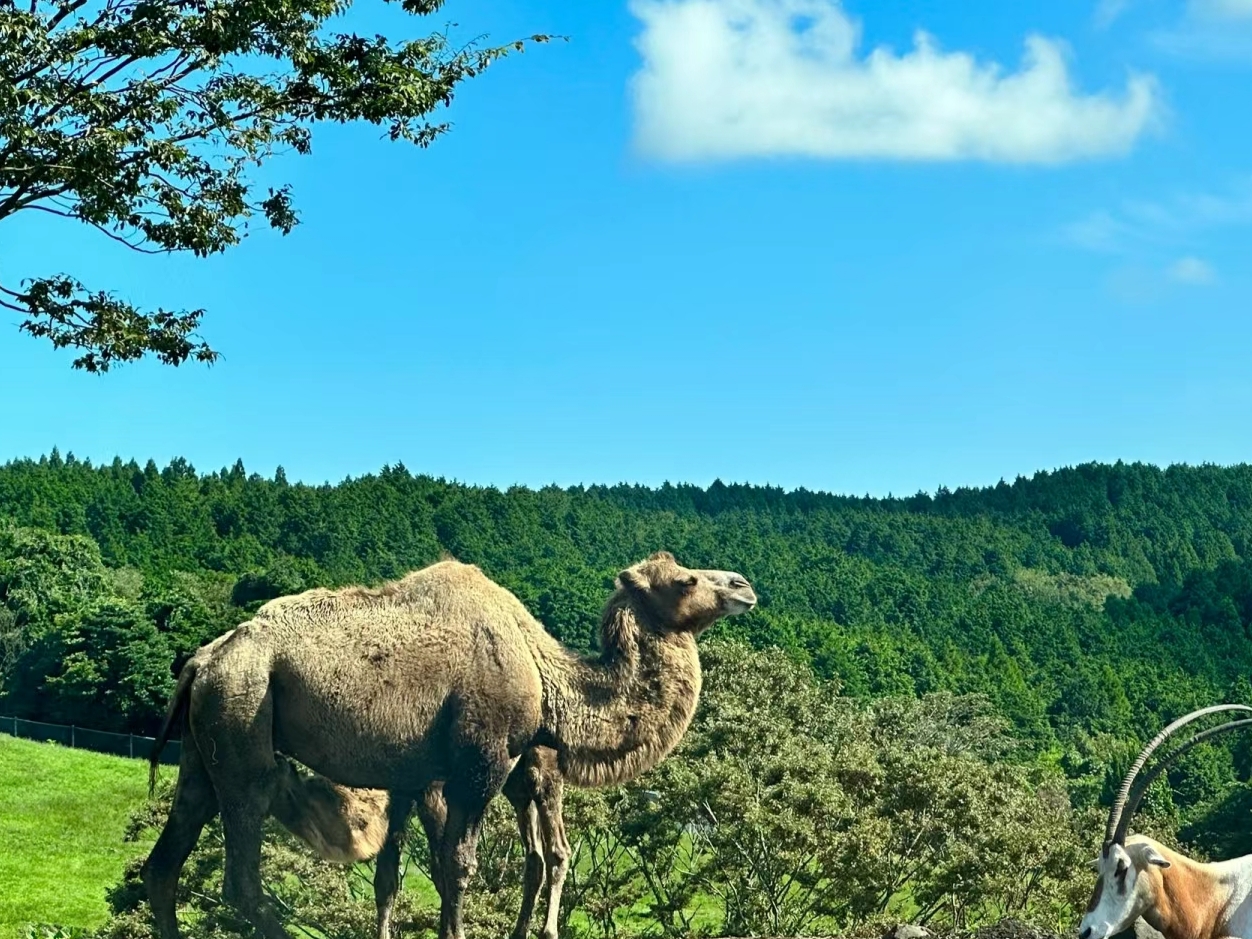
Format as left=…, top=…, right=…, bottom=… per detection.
left=0, top=714, right=182, bottom=764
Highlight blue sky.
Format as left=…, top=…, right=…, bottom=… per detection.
left=3, top=0, right=1252, bottom=497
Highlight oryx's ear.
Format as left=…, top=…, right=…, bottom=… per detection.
left=1088, top=857, right=1101, bottom=873
left=1143, top=846, right=1171, bottom=868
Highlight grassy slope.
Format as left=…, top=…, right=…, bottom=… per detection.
left=0, top=736, right=153, bottom=939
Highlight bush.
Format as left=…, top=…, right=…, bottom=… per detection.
left=88, top=641, right=1097, bottom=939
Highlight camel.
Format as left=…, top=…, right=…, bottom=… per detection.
left=141, top=551, right=756, bottom=939
left=149, top=634, right=568, bottom=939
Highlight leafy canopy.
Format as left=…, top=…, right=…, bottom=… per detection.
left=0, top=0, right=550, bottom=370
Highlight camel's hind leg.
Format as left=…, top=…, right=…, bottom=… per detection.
left=192, top=681, right=287, bottom=939
left=374, top=794, right=416, bottom=939
left=142, top=738, right=219, bottom=939
left=218, top=795, right=288, bottom=939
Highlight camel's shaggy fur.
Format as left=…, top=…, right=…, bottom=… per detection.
left=142, top=551, right=755, bottom=939
left=269, top=759, right=391, bottom=864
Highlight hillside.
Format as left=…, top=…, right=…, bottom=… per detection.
left=5, top=454, right=1252, bottom=837
left=0, top=736, right=153, bottom=938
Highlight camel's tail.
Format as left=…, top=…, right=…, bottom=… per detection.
left=269, top=758, right=391, bottom=863
left=148, top=654, right=199, bottom=798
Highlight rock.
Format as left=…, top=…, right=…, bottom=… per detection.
left=972, top=919, right=1057, bottom=939
left=887, top=925, right=932, bottom=939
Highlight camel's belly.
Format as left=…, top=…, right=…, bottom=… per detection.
left=268, top=656, right=541, bottom=790
left=268, top=663, right=458, bottom=788
left=276, top=723, right=446, bottom=790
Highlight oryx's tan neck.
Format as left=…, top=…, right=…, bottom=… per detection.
left=1142, top=844, right=1235, bottom=939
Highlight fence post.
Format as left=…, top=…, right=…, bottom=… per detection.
left=71, top=725, right=75, bottom=748
left=129, top=734, right=134, bottom=759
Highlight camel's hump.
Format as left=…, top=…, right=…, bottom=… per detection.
left=254, top=559, right=505, bottom=618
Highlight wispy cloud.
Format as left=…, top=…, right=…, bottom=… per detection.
left=1190, top=0, right=1252, bottom=21
left=1094, top=0, right=1134, bottom=29
left=629, top=0, right=1162, bottom=164
left=1066, top=178, right=1252, bottom=254
left=1168, top=256, right=1218, bottom=284
left=1151, top=0, right=1252, bottom=59
left=1068, top=179, right=1252, bottom=289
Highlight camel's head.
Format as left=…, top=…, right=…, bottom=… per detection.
left=616, top=551, right=756, bottom=635
left=1079, top=837, right=1169, bottom=939
left=270, top=757, right=389, bottom=864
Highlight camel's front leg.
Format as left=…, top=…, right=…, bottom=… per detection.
left=436, top=789, right=492, bottom=939
left=503, top=785, right=545, bottom=939
left=415, top=782, right=449, bottom=900
left=375, top=795, right=416, bottom=939
left=536, top=777, right=570, bottom=939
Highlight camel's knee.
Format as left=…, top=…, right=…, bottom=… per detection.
left=547, top=846, right=569, bottom=881
left=523, top=848, right=545, bottom=888
left=375, top=845, right=402, bottom=905
left=222, top=859, right=265, bottom=911
left=222, top=877, right=258, bottom=910
left=141, top=857, right=167, bottom=899
left=448, top=842, right=478, bottom=889
left=141, top=860, right=180, bottom=939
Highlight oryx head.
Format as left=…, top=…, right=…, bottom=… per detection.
left=1080, top=837, right=1172, bottom=939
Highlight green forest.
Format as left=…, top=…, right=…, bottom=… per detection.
left=5, top=451, right=1252, bottom=873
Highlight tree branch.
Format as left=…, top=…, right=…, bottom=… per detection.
left=47, top=0, right=89, bottom=30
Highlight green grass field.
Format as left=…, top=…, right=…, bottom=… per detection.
left=0, top=736, right=154, bottom=939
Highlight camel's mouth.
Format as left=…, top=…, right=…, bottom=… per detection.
left=719, top=574, right=757, bottom=614
left=690, top=569, right=757, bottom=618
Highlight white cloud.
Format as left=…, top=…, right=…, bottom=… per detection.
left=629, top=0, right=1161, bottom=164
left=1168, top=256, right=1218, bottom=284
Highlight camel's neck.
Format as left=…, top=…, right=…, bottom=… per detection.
left=532, top=599, right=702, bottom=787
left=1143, top=850, right=1236, bottom=939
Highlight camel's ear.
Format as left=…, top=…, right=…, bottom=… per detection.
left=649, top=550, right=676, bottom=563
left=618, top=566, right=650, bottom=595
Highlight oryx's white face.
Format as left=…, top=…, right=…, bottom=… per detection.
left=1079, top=839, right=1171, bottom=939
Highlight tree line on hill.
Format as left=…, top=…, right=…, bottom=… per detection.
left=4, top=451, right=1252, bottom=859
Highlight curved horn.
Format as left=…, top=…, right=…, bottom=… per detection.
left=1104, top=704, right=1252, bottom=850
left=1112, top=717, right=1252, bottom=846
